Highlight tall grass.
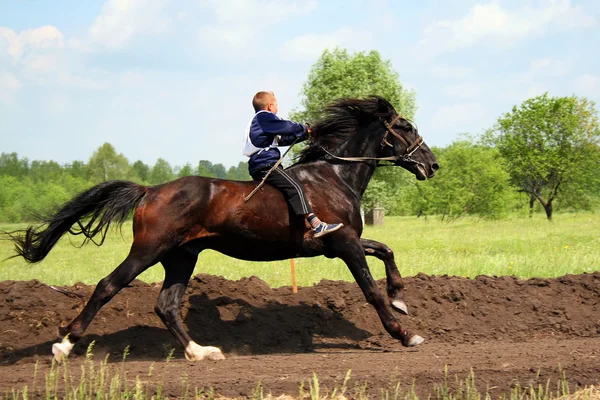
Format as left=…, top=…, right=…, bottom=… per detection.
left=1, top=213, right=599, bottom=287
left=4, top=345, right=598, bottom=400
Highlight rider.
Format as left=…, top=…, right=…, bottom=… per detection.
left=243, top=91, right=343, bottom=238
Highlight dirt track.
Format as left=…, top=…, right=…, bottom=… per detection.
left=1, top=273, right=599, bottom=398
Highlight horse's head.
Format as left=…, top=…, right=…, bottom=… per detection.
left=375, top=99, right=439, bottom=180
left=301, top=96, right=438, bottom=181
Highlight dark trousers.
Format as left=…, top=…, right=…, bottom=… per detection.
left=251, top=165, right=313, bottom=216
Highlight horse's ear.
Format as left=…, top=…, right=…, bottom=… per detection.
left=376, top=97, right=391, bottom=115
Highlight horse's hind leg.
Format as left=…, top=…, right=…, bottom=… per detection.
left=360, top=238, right=408, bottom=315
left=52, top=244, right=160, bottom=362
left=338, top=237, right=423, bottom=347
left=154, top=247, right=225, bottom=361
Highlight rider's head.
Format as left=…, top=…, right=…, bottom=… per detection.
left=252, top=91, right=278, bottom=114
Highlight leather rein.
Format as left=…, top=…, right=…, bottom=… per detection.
left=318, top=114, right=424, bottom=164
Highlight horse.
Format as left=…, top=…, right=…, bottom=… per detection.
left=5, top=96, right=438, bottom=362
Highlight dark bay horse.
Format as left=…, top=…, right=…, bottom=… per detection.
left=6, top=96, right=438, bottom=362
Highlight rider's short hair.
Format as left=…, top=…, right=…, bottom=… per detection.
left=252, top=91, right=275, bottom=112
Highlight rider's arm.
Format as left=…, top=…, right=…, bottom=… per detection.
left=256, top=112, right=308, bottom=146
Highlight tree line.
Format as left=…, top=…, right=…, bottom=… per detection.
left=0, top=147, right=250, bottom=222
left=2, top=48, right=599, bottom=223
left=290, top=48, right=600, bottom=221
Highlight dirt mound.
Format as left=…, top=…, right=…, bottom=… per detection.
left=1, top=272, right=599, bottom=360
left=0, top=272, right=599, bottom=396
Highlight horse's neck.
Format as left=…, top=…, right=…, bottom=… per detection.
left=326, top=135, right=379, bottom=200
left=330, top=161, right=376, bottom=200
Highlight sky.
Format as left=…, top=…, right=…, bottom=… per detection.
left=1, top=0, right=599, bottom=169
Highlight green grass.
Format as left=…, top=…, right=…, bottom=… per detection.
left=4, top=346, right=598, bottom=400
left=1, top=213, right=599, bottom=287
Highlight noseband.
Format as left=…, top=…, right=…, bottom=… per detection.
left=318, top=114, right=425, bottom=164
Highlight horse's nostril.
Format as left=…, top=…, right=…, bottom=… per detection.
left=431, top=163, right=439, bottom=171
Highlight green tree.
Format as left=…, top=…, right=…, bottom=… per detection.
left=149, top=158, right=174, bottom=184
left=0, top=152, right=29, bottom=177
left=290, top=48, right=416, bottom=123
left=226, top=161, right=250, bottom=181
left=63, top=160, right=88, bottom=180
left=289, top=48, right=417, bottom=213
left=211, top=163, right=227, bottom=179
left=29, top=160, right=62, bottom=182
left=486, top=94, right=600, bottom=220
left=177, top=163, right=194, bottom=178
left=197, top=160, right=215, bottom=177
left=418, top=139, right=514, bottom=220
left=87, top=143, right=130, bottom=182
left=131, top=160, right=150, bottom=182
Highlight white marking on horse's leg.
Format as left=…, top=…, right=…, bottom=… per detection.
left=391, top=299, right=409, bottom=315
left=184, top=341, right=225, bottom=361
left=52, top=337, right=74, bottom=363
left=407, top=334, right=424, bottom=347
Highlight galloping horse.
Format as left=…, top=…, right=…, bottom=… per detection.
left=6, top=96, right=438, bottom=362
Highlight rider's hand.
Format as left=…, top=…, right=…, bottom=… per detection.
left=305, top=123, right=314, bottom=141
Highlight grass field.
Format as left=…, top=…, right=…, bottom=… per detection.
left=1, top=213, right=599, bottom=287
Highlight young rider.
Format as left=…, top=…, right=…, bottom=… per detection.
left=243, top=91, right=343, bottom=238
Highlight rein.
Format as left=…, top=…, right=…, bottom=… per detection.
left=318, top=114, right=425, bottom=165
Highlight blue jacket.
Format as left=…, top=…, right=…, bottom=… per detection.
left=243, top=110, right=308, bottom=174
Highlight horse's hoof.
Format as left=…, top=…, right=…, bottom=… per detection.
left=185, top=342, right=225, bottom=361
left=407, top=334, right=425, bottom=347
left=206, top=348, right=226, bottom=361
left=52, top=339, right=73, bottom=363
left=391, top=299, right=409, bottom=315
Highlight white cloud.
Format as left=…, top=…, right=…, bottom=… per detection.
left=89, top=0, right=171, bottom=49
left=198, top=0, right=316, bottom=55
left=416, top=0, right=597, bottom=58
left=22, top=53, right=60, bottom=72
left=281, top=28, right=373, bottom=61
left=118, top=70, right=145, bottom=87
left=0, top=71, right=22, bottom=103
left=0, top=25, right=64, bottom=61
left=200, top=0, right=316, bottom=23
left=510, top=57, right=572, bottom=99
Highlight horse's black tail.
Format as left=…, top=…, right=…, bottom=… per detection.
left=4, top=180, right=148, bottom=264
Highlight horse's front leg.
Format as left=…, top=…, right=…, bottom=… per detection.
left=337, top=237, right=423, bottom=347
left=360, top=238, right=409, bottom=315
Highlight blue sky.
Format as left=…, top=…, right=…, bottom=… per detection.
left=1, top=0, right=599, bottom=169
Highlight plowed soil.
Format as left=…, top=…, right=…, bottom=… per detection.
left=1, top=273, right=599, bottom=398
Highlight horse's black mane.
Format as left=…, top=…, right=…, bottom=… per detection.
left=296, top=96, right=397, bottom=163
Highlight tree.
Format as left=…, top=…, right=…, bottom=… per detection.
left=149, top=158, right=174, bottom=184
left=418, top=139, right=515, bottom=220
left=131, top=160, right=150, bottom=182
left=177, top=163, right=194, bottom=178
left=290, top=48, right=416, bottom=123
left=87, top=143, right=130, bottom=182
left=486, top=94, right=600, bottom=220
left=226, top=161, right=250, bottom=181
left=197, top=160, right=215, bottom=177
left=63, top=160, right=88, bottom=180
left=289, top=48, right=417, bottom=213
left=0, top=152, right=29, bottom=178
left=211, top=163, right=227, bottom=179
left=29, top=160, right=62, bottom=182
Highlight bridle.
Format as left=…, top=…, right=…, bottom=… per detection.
left=381, top=114, right=424, bottom=163
left=318, top=114, right=425, bottom=165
